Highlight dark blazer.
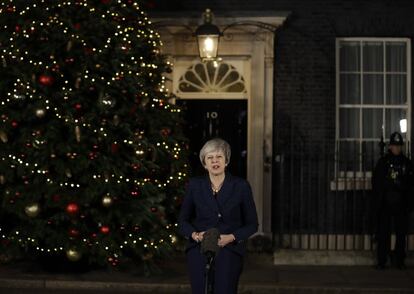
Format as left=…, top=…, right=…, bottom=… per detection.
left=372, top=152, right=414, bottom=213
left=178, top=173, right=258, bottom=256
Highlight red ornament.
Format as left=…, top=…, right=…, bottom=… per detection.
left=73, top=23, right=81, bottom=30
left=88, top=152, right=97, bottom=160
left=65, top=57, right=74, bottom=64
left=51, top=64, right=60, bottom=72
left=69, top=228, right=80, bottom=237
left=120, top=44, right=131, bottom=51
left=66, top=202, right=79, bottom=214
left=11, top=120, right=18, bottom=128
left=160, top=127, right=171, bottom=137
left=146, top=1, right=156, bottom=9
left=38, top=75, right=54, bottom=86
left=15, top=25, right=21, bottom=32
left=131, top=163, right=141, bottom=170
left=1, top=239, right=11, bottom=246
left=84, top=47, right=93, bottom=55
left=151, top=207, right=157, bottom=213
left=130, top=190, right=140, bottom=197
left=100, top=226, right=110, bottom=234
left=111, top=143, right=119, bottom=153
left=129, top=104, right=138, bottom=115
left=74, top=103, right=82, bottom=110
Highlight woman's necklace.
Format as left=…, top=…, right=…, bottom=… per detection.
left=211, top=179, right=224, bottom=196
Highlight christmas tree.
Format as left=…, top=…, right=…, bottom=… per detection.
left=0, top=0, right=187, bottom=270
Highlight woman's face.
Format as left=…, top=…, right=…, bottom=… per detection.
left=204, top=150, right=226, bottom=176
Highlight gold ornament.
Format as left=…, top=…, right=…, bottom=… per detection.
left=75, top=77, right=81, bottom=89
left=66, top=249, right=81, bottom=262
left=0, top=131, right=8, bottom=143
left=102, top=194, right=113, bottom=207
left=25, top=203, right=40, bottom=218
left=35, top=109, right=46, bottom=118
left=66, top=40, right=73, bottom=51
left=113, top=115, right=120, bottom=126
left=142, top=252, right=153, bottom=261
left=75, top=126, right=81, bottom=142
left=0, top=175, right=5, bottom=184
left=65, top=169, right=72, bottom=178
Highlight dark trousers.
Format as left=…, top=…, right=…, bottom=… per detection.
left=186, top=246, right=243, bottom=294
left=376, top=208, right=409, bottom=266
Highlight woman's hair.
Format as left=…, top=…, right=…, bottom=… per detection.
left=199, top=138, right=231, bottom=166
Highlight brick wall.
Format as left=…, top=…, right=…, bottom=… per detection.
left=150, top=0, right=414, bottom=155
left=149, top=0, right=414, bottom=236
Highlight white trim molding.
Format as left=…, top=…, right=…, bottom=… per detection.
left=152, top=11, right=289, bottom=235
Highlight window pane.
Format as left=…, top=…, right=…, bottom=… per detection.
left=362, top=141, right=382, bottom=171
left=338, top=141, right=360, bottom=171
left=363, top=74, right=383, bottom=104
left=386, top=42, right=407, bottom=72
left=340, top=108, right=360, bottom=138
left=386, top=74, right=407, bottom=104
left=340, top=74, right=360, bottom=104
left=339, top=41, right=360, bottom=72
left=363, top=41, right=383, bottom=72
left=362, top=109, right=383, bottom=139
left=385, top=108, right=407, bottom=135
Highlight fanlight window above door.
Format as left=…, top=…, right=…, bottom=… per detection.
left=178, top=61, right=246, bottom=93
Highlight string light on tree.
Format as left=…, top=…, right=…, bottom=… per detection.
left=0, top=0, right=188, bottom=271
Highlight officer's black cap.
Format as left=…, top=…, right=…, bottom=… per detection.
left=389, top=132, right=404, bottom=146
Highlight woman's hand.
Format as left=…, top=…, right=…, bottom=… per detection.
left=191, top=231, right=205, bottom=242
left=218, top=234, right=236, bottom=247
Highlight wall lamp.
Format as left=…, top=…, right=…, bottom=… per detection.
left=152, top=8, right=278, bottom=61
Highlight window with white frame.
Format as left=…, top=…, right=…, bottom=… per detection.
left=336, top=38, right=411, bottom=174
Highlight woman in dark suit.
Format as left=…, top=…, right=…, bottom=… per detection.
left=179, top=138, right=258, bottom=294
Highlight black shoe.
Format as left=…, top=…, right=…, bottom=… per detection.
left=375, top=264, right=387, bottom=270
left=396, top=262, right=407, bottom=270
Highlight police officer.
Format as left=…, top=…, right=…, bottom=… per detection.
left=372, top=132, right=413, bottom=269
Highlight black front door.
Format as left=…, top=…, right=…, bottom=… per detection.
left=177, top=99, right=247, bottom=178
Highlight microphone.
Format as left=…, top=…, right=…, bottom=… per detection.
left=200, top=228, right=220, bottom=258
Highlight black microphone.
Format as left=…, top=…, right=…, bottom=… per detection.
left=200, top=228, right=220, bottom=258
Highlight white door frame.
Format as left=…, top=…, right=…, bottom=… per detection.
left=153, top=12, right=289, bottom=235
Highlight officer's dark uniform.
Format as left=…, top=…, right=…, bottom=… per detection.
left=372, top=132, right=413, bottom=269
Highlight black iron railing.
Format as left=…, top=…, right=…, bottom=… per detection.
left=273, top=142, right=414, bottom=251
